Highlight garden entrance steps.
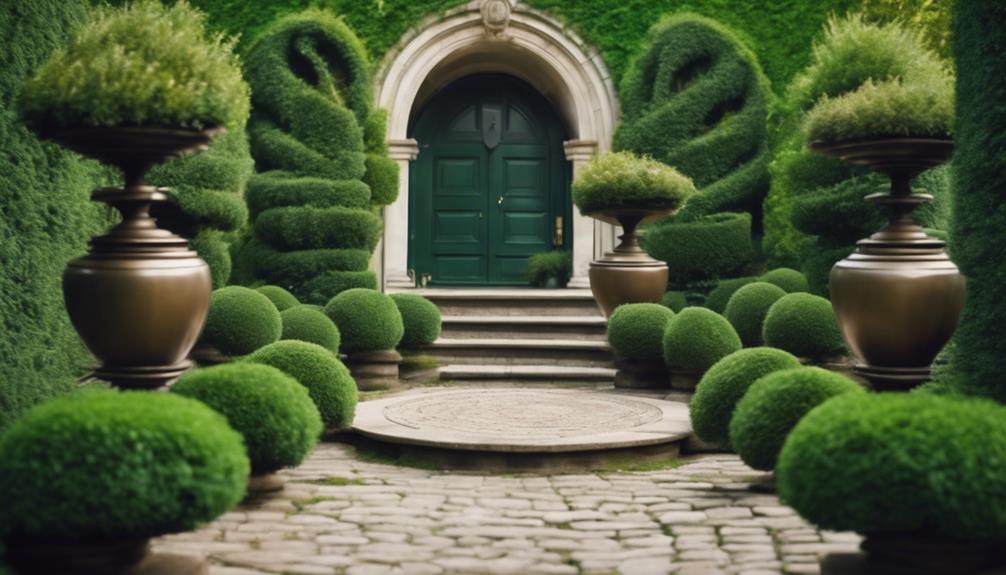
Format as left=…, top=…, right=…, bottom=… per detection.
left=400, top=288, right=601, bottom=317
left=439, top=364, right=617, bottom=383
left=425, top=338, right=613, bottom=368
left=440, top=315, right=607, bottom=341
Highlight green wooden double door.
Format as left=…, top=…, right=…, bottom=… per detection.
left=409, top=74, right=571, bottom=286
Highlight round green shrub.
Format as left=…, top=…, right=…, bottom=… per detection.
left=526, top=251, right=572, bottom=287
left=705, top=277, right=757, bottom=313
left=172, top=363, right=321, bottom=473
left=660, top=291, right=688, bottom=313
left=0, top=390, right=248, bottom=538
left=280, top=305, right=341, bottom=353
left=643, top=213, right=755, bottom=288
left=689, top=348, right=801, bottom=445
left=256, top=285, right=300, bottom=311
left=607, top=303, right=676, bottom=361
left=730, top=367, right=864, bottom=471
left=759, top=268, right=809, bottom=293
left=390, top=293, right=442, bottom=348
left=724, top=282, right=787, bottom=346
left=199, top=286, right=282, bottom=356
left=777, top=393, right=1006, bottom=538
left=763, top=293, right=845, bottom=358
left=18, top=0, right=249, bottom=132
left=571, top=151, right=694, bottom=214
left=663, top=307, right=742, bottom=373
left=247, top=340, right=357, bottom=430
left=324, top=288, right=404, bottom=353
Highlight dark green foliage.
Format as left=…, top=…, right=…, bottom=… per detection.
left=254, top=206, right=382, bottom=251
left=199, top=286, right=282, bottom=356
left=173, top=363, right=321, bottom=473
left=324, top=288, right=404, bottom=353
left=191, top=235, right=232, bottom=289
left=390, top=294, right=442, bottom=348
left=571, top=152, right=694, bottom=213
left=763, top=293, right=845, bottom=359
left=607, top=304, right=676, bottom=361
left=256, top=285, right=300, bottom=311
left=730, top=367, right=863, bottom=471
left=704, top=277, right=757, bottom=314
left=946, top=0, right=1006, bottom=401
left=0, top=390, right=248, bottom=537
left=660, top=291, right=688, bottom=313
left=724, top=282, right=787, bottom=346
left=526, top=251, right=572, bottom=287
left=302, top=270, right=378, bottom=306
left=246, top=173, right=370, bottom=217
left=233, top=238, right=371, bottom=302
left=778, top=393, right=1006, bottom=537
left=689, top=348, right=801, bottom=445
left=643, top=213, right=755, bottom=288
left=663, top=307, right=742, bottom=373
left=759, top=268, right=809, bottom=293
left=363, top=108, right=400, bottom=207
left=247, top=341, right=358, bottom=430
left=0, top=370, right=75, bottom=434
left=280, top=305, right=341, bottom=353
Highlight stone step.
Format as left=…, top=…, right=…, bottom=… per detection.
left=395, top=288, right=601, bottom=317
left=440, top=315, right=608, bottom=341
left=423, top=338, right=613, bottom=368
left=439, top=364, right=616, bottom=383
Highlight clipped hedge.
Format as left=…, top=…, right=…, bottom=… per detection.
left=248, top=340, right=358, bottom=430
left=0, top=390, right=248, bottom=537
left=690, top=348, right=801, bottom=445
left=778, top=393, right=1006, bottom=538
left=759, top=268, right=809, bottom=293
left=730, top=367, right=863, bottom=470
left=324, top=288, right=404, bottom=353
left=255, top=285, right=300, bottom=311
left=607, top=303, right=676, bottom=362
left=173, top=363, right=321, bottom=473
left=199, top=286, right=282, bottom=357
left=763, top=293, right=845, bottom=358
left=725, top=282, right=787, bottom=346
left=643, top=213, right=756, bottom=288
left=390, top=294, right=442, bottom=348
left=663, top=307, right=742, bottom=374
left=526, top=251, right=572, bottom=288
left=280, top=305, right=341, bottom=353
left=571, top=151, right=694, bottom=213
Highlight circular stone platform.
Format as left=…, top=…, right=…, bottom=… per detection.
left=351, top=387, right=692, bottom=471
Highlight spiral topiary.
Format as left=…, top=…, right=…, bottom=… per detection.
left=777, top=393, right=1006, bottom=538
left=607, top=303, right=676, bottom=362
left=172, top=363, right=321, bottom=473
left=759, top=268, right=809, bottom=293
left=247, top=340, right=357, bottom=430
left=642, top=213, right=755, bottom=288
left=390, top=293, right=442, bottom=348
left=198, top=286, right=282, bottom=357
left=663, top=307, right=742, bottom=374
left=763, top=293, right=845, bottom=359
left=280, top=305, right=340, bottom=353
left=724, top=281, right=787, bottom=346
left=0, top=390, right=249, bottom=538
left=730, top=367, right=863, bottom=471
left=689, top=347, right=801, bottom=445
left=255, top=285, right=300, bottom=311
left=242, top=9, right=393, bottom=304
left=324, top=288, right=404, bottom=353
left=660, top=291, right=688, bottom=313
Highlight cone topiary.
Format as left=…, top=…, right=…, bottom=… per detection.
left=199, top=286, right=282, bottom=357
left=0, top=390, right=249, bottom=538
left=390, top=293, right=442, bottom=348
left=172, top=363, right=321, bottom=473
left=663, top=307, right=742, bottom=374
left=324, top=288, right=404, bottom=353
left=256, top=285, right=300, bottom=311
left=730, top=367, right=863, bottom=470
left=247, top=340, right=357, bottom=430
left=759, top=268, right=809, bottom=293
left=724, top=282, right=787, bottom=346
left=280, top=305, right=340, bottom=353
left=607, top=303, right=676, bottom=361
left=689, top=348, right=802, bottom=445
left=763, top=293, right=845, bottom=359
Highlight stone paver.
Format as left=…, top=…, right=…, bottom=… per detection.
left=153, top=443, right=859, bottom=575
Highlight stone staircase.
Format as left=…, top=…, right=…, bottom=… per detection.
left=393, top=288, right=615, bottom=383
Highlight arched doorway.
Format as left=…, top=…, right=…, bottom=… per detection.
left=408, top=74, right=570, bottom=286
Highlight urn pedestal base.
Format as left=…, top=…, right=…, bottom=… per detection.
left=346, top=350, right=402, bottom=391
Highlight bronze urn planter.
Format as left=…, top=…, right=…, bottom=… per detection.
left=586, top=207, right=673, bottom=317
left=810, top=138, right=964, bottom=391
left=48, top=127, right=220, bottom=389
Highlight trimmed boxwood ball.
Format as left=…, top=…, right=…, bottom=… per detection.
left=660, top=291, right=688, bottom=313
left=256, top=285, right=300, bottom=311
left=663, top=308, right=742, bottom=373
left=324, top=288, right=404, bottom=353
left=199, top=286, right=282, bottom=356
left=778, top=393, right=1006, bottom=538
left=607, top=303, right=676, bottom=361
left=0, top=390, right=248, bottom=538
left=172, top=363, right=321, bottom=473
left=763, top=293, right=845, bottom=358
left=280, top=305, right=340, bottom=353
left=724, top=282, right=787, bottom=346
left=689, top=348, right=801, bottom=445
left=247, top=341, right=357, bottom=430
left=759, top=268, right=809, bottom=293
left=705, top=277, right=756, bottom=313
left=390, top=293, right=442, bottom=348
left=730, top=367, right=863, bottom=471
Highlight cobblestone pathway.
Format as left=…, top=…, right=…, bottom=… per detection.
left=154, top=443, right=859, bottom=575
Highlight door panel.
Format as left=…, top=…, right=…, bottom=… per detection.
left=429, top=145, right=488, bottom=283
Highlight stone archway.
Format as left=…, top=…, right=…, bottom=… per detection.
left=375, top=0, right=619, bottom=289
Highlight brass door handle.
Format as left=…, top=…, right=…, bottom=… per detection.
left=554, top=216, right=564, bottom=247
left=497, top=195, right=504, bottom=206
